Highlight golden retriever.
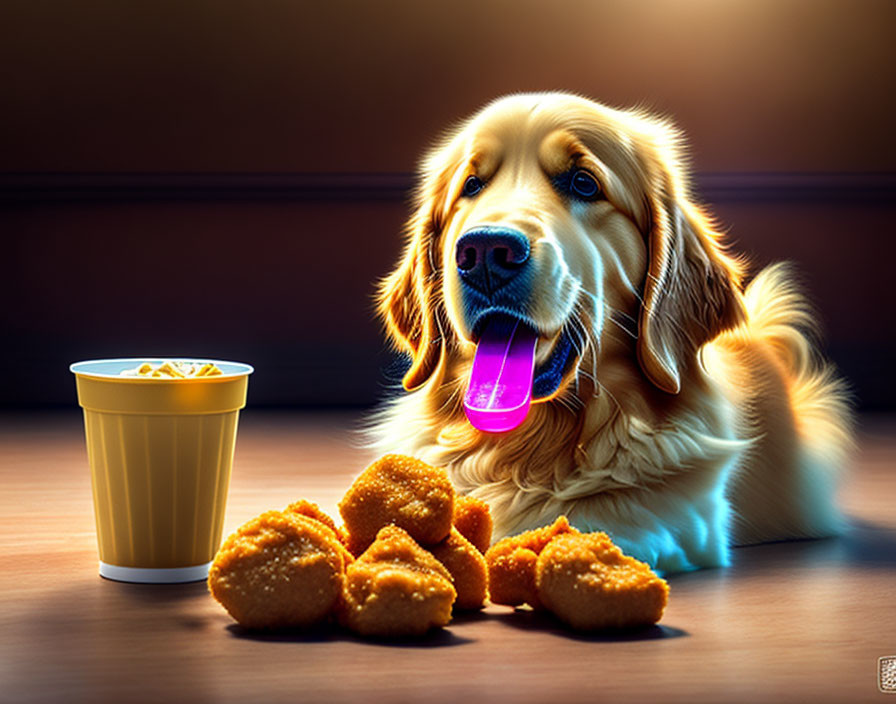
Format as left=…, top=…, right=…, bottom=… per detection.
left=367, top=92, right=854, bottom=574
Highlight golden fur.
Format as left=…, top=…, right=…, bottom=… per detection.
left=367, top=92, right=854, bottom=573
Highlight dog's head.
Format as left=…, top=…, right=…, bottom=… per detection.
left=378, top=93, right=745, bottom=423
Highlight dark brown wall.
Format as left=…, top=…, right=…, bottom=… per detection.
left=3, top=0, right=895, bottom=408
left=4, top=0, right=896, bottom=172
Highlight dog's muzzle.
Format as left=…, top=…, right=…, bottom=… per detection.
left=454, top=226, right=582, bottom=433
left=455, top=226, right=535, bottom=341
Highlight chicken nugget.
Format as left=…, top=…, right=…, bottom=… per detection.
left=284, top=499, right=354, bottom=566
left=208, top=511, right=348, bottom=630
left=338, top=454, right=455, bottom=555
left=429, top=527, right=488, bottom=610
left=340, top=525, right=456, bottom=637
left=284, top=500, right=349, bottom=546
left=485, top=516, right=577, bottom=609
left=535, top=532, right=669, bottom=630
left=453, top=495, right=493, bottom=554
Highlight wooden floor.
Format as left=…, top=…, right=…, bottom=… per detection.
left=2, top=410, right=895, bottom=703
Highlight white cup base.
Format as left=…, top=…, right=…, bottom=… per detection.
left=99, top=561, right=212, bottom=583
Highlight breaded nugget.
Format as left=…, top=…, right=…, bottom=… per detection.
left=284, top=499, right=354, bottom=566
left=535, top=532, right=669, bottom=630
left=338, top=454, right=455, bottom=555
left=340, top=525, right=456, bottom=637
left=208, top=510, right=348, bottom=630
left=485, top=516, right=577, bottom=608
left=429, top=527, right=488, bottom=610
left=284, top=499, right=349, bottom=546
left=452, top=495, right=493, bottom=554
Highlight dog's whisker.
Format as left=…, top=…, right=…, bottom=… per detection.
left=596, top=379, right=622, bottom=414
left=606, top=320, right=638, bottom=340
left=576, top=288, right=640, bottom=341
left=575, top=368, right=599, bottom=384
left=567, top=312, right=622, bottom=414
left=594, top=327, right=631, bottom=350
left=566, top=308, right=608, bottom=410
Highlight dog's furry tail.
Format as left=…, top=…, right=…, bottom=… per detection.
left=743, top=262, right=855, bottom=461
left=740, top=262, right=856, bottom=536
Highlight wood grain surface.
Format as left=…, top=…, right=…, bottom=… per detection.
left=1, top=410, right=894, bottom=704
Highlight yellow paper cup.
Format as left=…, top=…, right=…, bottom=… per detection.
left=70, top=358, right=253, bottom=583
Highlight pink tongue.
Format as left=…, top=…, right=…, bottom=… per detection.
left=463, top=316, right=537, bottom=433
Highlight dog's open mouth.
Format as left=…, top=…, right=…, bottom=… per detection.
left=464, top=312, right=582, bottom=433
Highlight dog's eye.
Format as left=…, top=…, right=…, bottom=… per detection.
left=462, top=175, right=485, bottom=198
left=570, top=169, right=600, bottom=200
left=552, top=168, right=602, bottom=202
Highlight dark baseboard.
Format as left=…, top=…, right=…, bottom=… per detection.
left=0, top=172, right=412, bottom=203
left=696, top=172, right=896, bottom=203
left=1, top=171, right=894, bottom=204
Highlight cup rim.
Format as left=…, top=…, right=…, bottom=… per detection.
left=70, top=358, right=254, bottom=380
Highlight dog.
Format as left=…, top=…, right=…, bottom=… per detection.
left=367, top=92, right=854, bottom=574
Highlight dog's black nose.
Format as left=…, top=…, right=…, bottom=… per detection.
left=455, top=227, right=530, bottom=295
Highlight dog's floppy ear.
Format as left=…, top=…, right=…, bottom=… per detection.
left=637, top=151, right=746, bottom=394
left=377, top=155, right=454, bottom=391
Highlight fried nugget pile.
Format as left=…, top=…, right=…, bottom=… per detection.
left=209, top=454, right=491, bottom=637
left=208, top=454, right=668, bottom=637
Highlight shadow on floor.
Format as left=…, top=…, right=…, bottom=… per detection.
left=488, top=607, right=688, bottom=642
left=226, top=621, right=475, bottom=648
